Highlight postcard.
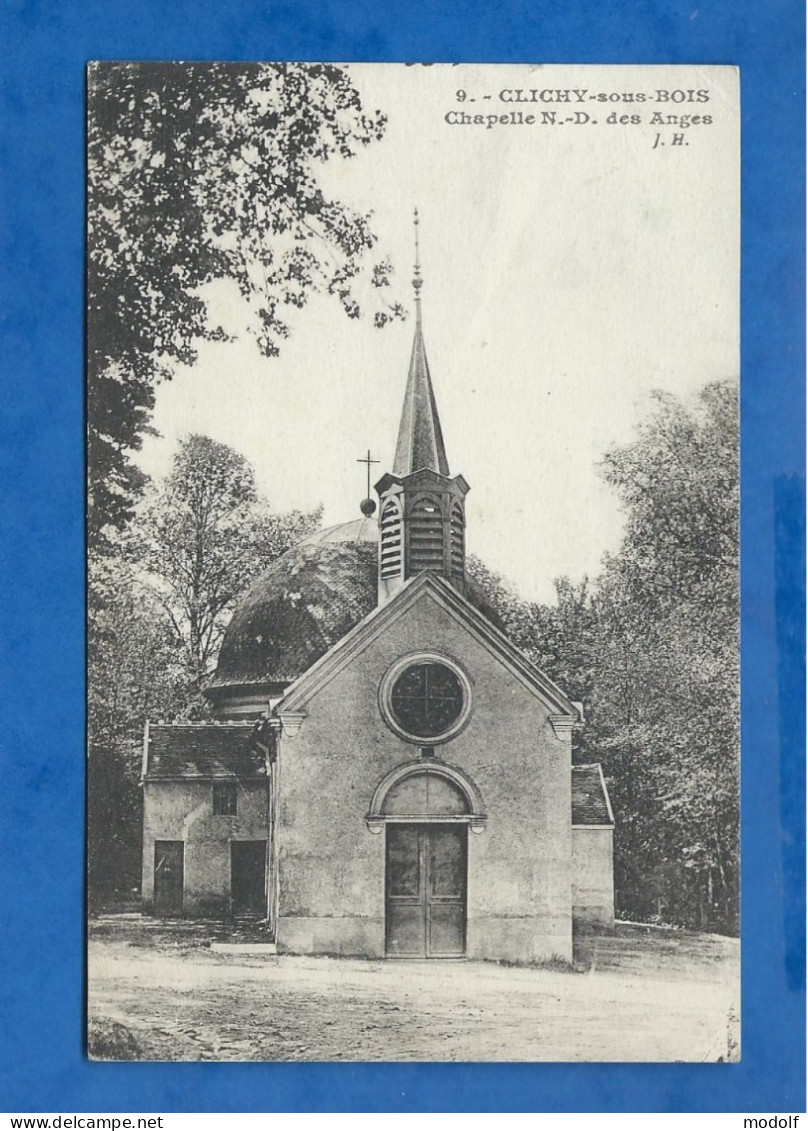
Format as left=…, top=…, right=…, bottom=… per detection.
left=86, top=62, right=740, bottom=1062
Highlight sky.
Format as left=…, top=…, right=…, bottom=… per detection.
left=136, top=63, right=739, bottom=603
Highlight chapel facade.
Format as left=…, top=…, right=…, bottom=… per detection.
left=141, top=227, right=615, bottom=963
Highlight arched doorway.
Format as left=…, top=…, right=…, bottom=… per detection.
left=367, top=763, right=486, bottom=958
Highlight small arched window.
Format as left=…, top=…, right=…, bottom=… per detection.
left=381, top=770, right=470, bottom=817
left=380, top=498, right=403, bottom=581
left=366, top=759, right=487, bottom=833
left=409, top=495, right=444, bottom=572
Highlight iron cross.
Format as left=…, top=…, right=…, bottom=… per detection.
left=357, top=449, right=380, bottom=497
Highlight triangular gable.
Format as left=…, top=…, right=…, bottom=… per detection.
left=277, top=572, right=580, bottom=719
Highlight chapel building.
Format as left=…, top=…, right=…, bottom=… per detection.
left=141, top=227, right=615, bottom=963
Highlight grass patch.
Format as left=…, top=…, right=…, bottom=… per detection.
left=88, top=1017, right=145, bottom=1061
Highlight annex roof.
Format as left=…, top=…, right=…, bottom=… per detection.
left=571, top=763, right=615, bottom=827
left=142, top=723, right=268, bottom=781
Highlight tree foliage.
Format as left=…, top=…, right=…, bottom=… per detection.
left=595, top=381, right=739, bottom=931
left=87, top=555, right=191, bottom=901
left=88, top=62, right=402, bottom=546
left=599, top=382, right=738, bottom=623
left=134, top=434, right=321, bottom=687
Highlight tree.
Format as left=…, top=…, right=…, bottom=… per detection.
left=87, top=555, right=190, bottom=902
left=87, top=436, right=321, bottom=901
left=590, top=381, right=739, bottom=930
left=88, top=62, right=404, bottom=546
left=472, top=381, right=739, bottom=932
left=599, top=381, right=738, bottom=624
left=134, top=434, right=322, bottom=689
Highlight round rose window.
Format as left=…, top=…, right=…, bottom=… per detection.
left=384, top=658, right=470, bottom=742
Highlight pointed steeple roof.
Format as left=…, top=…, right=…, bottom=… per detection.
left=392, top=210, right=450, bottom=478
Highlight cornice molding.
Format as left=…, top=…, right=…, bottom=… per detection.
left=549, top=714, right=582, bottom=740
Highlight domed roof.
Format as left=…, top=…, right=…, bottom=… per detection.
left=207, top=518, right=504, bottom=698
left=299, top=516, right=378, bottom=546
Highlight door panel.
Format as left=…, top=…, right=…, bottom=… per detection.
left=428, top=825, right=465, bottom=896
left=154, top=840, right=184, bottom=917
left=385, top=825, right=467, bottom=957
left=428, top=902, right=466, bottom=956
left=426, top=825, right=466, bottom=956
left=386, top=901, right=429, bottom=956
left=385, top=825, right=423, bottom=955
left=231, top=840, right=267, bottom=917
left=386, top=825, right=422, bottom=898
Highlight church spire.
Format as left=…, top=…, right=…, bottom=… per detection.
left=374, top=210, right=470, bottom=604
left=392, top=209, right=450, bottom=477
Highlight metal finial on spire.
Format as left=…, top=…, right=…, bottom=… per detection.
left=412, top=206, right=423, bottom=297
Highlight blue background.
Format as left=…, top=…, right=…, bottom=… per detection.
left=0, top=0, right=804, bottom=1114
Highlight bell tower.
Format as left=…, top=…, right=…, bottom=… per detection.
left=375, top=210, right=470, bottom=603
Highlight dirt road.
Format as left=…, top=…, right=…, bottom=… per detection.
left=88, top=919, right=739, bottom=1062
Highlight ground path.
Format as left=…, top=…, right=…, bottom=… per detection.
left=88, top=917, right=739, bottom=1062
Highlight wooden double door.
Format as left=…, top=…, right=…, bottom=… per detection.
left=385, top=824, right=467, bottom=957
